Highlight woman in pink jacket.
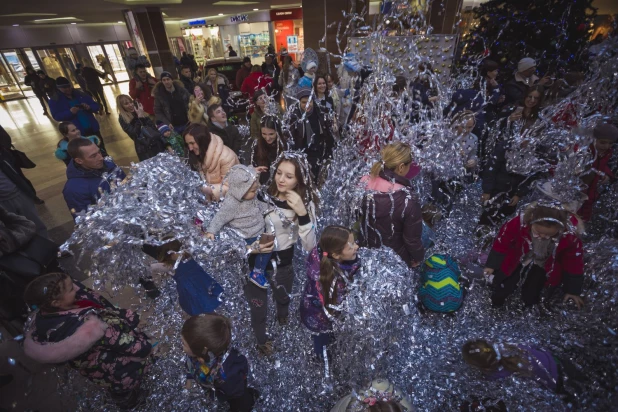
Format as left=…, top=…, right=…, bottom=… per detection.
left=183, top=123, right=239, bottom=200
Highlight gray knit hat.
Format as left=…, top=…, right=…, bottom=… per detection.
left=296, top=87, right=312, bottom=100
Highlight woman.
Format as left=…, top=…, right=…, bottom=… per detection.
left=252, top=115, right=288, bottom=184
left=183, top=123, right=239, bottom=200
left=359, top=142, right=424, bottom=268
left=55, top=121, right=104, bottom=166
left=187, top=83, right=216, bottom=125
left=503, top=85, right=544, bottom=131
left=484, top=203, right=584, bottom=308
left=245, top=153, right=317, bottom=355
left=24, top=66, right=48, bottom=115
left=250, top=89, right=267, bottom=141
left=205, top=68, right=230, bottom=111
left=279, top=55, right=300, bottom=109
left=117, top=94, right=166, bottom=161
left=313, top=75, right=334, bottom=113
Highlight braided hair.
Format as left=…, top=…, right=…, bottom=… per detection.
left=24, top=272, right=70, bottom=313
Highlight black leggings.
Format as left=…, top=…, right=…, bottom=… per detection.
left=491, top=263, right=547, bottom=307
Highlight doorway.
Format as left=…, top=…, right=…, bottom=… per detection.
left=86, top=43, right=129, bottom=83
left=0, top=50, right=27, bottom=100
left=35, top=47, right=80, bottom=87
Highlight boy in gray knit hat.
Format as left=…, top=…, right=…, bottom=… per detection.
left=206, top=165, right=273, bottom=288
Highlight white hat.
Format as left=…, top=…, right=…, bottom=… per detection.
left=517, top=57, right=536, bottom=73
left=306, top=61, right=317, bottom=70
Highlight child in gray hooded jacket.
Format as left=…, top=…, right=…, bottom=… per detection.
left=206, top=164, right=273, bottom=288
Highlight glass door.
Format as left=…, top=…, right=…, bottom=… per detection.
left=57, top=47, right=79, bottom=87
left=103, top=44, right=129, bottom=82
left=0, top=53, right=24, bottom=100
left=36, top=48, right=66, bottom=81
left=2, top=50, right=30, bottom=97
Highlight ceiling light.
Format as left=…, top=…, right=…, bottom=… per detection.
left=117, top=21, right=123, bottom=23
left=253, top=8, right=258, bottom=11
left=13, top=24, right=19, bottom=27
left=218, top=13, right=224, bottom=16
left=71, top=22, right=77, bottom=24
left=0, top=13, right=56, bottom=17
left=213, top=1, right=258, bottom=4
left=33, top=16, right=81, bottom=23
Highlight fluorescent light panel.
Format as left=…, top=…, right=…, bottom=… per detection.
left=213, top=1, right=259, bottom=5
left=0, top=13, right=57, bottom=17
left=33, top=17, right=81, bottom=22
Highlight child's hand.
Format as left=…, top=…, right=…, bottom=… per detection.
left=563, top=294, right=584, bottom=309
left=508, top=195, right=520, bottom=206
left=205, top=232, right=215, bottom=240
left=254, top=166, right=268, bottom=174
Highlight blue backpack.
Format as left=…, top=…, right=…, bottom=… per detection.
left=418, top=254, right=463, bottom=313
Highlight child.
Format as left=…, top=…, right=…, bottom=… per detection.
left=577, top=123, right=617, bottom=221
left=143, top=239, right=223, bottom=316
left=157, top=124, right=185, bottom=157
left=484, top=202, right=584, bottom=308
left=330, top=378, right=414, bottom=411
left=181, top=314, right=258, bottom=411
left=418, top=254, right=464, bottom=313
left=23, top=273, right=152, bottom=409
left=55, top=121, right=105, bottom=166
left=462, top=339, right=583, bottom=395
left=205, top=164, right=273, bottom=288
left=299, top=225, right=360, bottom=359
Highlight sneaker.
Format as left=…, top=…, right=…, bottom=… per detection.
left=248, top=270, right=268, bottom=289
left=277, top=316, right=288, bottom=326
left=257, top=341, right=274, bottom=356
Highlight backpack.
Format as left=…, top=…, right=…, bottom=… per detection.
left=136, top=121, right=167, bottom=161
left=418, top=254, right=463, bottom=313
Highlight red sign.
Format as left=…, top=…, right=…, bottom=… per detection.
left=270, top=8, right=303, bottom=21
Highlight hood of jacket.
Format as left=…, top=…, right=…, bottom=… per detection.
left=188, top=97, right=207, bottom=125
left=66, top=159, right=118, bottom=181
left=152, top=80, right=186, bottom=98
left=225, top=164, right=258, bottom=201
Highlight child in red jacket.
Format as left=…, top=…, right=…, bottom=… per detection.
left=483, top=202, right=584, bottom=308
left=577, top=123, right=617, bottom=221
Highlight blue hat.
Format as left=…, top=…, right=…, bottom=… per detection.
left=158, top=124, right=171, bottom=135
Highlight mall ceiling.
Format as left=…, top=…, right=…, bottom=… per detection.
left=0, top=0, right=301, bottom=26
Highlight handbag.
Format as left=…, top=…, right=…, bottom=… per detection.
left=10, top=148, right=36, bottom=169
left=137, top=120, right=167, bottom=159
left=0, top=234, right=58, bottom=278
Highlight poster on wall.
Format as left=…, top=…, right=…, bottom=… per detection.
left=287, top=35, right=298, bottom=52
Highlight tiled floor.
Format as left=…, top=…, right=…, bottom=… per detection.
left=0, top=83, right=142, bottom=411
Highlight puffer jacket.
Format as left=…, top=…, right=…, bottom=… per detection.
left=207, top=120, right=242, bottom=156
left=152, top=80, right=191, bottom=126
left=359, top=168, right=424, bottom=267
left=206, top=165, right=268, bottom=238
left=0, top=206, right=36, bottom=256
left=200, top=133, right=239, bottom=185
left=299, top=247, right=360, bottom=333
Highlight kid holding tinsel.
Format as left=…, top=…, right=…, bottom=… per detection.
left=483, top=202, right=584, bottom=308
left=181, top=314, right=258, bottom=412
left=463, top=339, right=584, bottom=396
left=300, top=225, right=360, bottom=359
left=23, top=273, right=152, bottom=409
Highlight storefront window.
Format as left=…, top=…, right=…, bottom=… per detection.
left=104, top=44, right=129, bottom=82
left=184, top=27, right=224, bottom=65
left=0, top=52, right=24, bottom=100
left=237, top=22, right=271, bottom=65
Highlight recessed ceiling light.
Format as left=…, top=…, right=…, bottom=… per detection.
left=33, top=16, right=81, bottom=23
left=71, top=22, right=77, bottom=24
left=213, top=1, right=258, bottom=4
left=117, top=21, right=123, bottom=23
left=253, top=8, right=258, bottom=11
left=13, top=24, right=19, bottom=26
left=0, top=13, right=56, bottom=17
left=218, top=13, right=224, bottom=16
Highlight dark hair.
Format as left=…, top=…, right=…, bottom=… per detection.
left=313, top=74, right=329, bottom=97
left=67, top=137, right=95, bottom=160
left=479, top=59, right=499, bottom=78
left=24, top=273, right=70, bottom=313
left=267, top=156, right=316, bottom=206
left=319, top=225, right=352, bottom=310
left=26, top=66, right=35, bottom=74
left=368, top=401, right=405, bottom=412
left=134, top=64, right=146, bottom=72
left=255, top=115, right=286, bottom=167
left=523, top=203, right=569, bottom=230
left=251, top=65, right=261, bottom=73
left=393, top=76, right=407, bottom=93
left=58, top=121, right=74, bottom=139
left=181, top=313, right=232, bottom=357
left=462, top=339, right=532, bottom=377
left=36, top=70, right=45, bottom=76
left=183, top=123, right=212, bottom=168
left=520, top=85, right=544, bottom=120
left=181, top=65, right=192, bottom=72
left=282, top=56, right=292, bottom=84
left=253, top=89, right=267, bottom=104
left=207, top=103, right=223, bottom=120
left=242, top=56, right=251, bottom=64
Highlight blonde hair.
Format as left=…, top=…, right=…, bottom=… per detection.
left=116, top=94, right=135, bottom=125
left=370, top=142, right=413, bottom=177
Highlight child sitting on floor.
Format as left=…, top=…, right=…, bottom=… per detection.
left=205, top=164, right=273, bottom=288
left=181, top=313, right=258, bottom=411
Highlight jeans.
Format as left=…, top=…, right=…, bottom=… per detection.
left=245, top=236, right=272, bottom=274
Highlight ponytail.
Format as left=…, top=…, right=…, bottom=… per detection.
left=369, top=142, right=413, bottom=178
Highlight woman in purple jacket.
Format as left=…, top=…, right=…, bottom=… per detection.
left=359, top=142, right=424, bottom=267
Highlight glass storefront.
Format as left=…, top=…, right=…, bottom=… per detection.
left=0, top=52, right=24, bottom=100
left=219, top=22, right=272, bottom=65
left=274, top=20, right=304, bottom=61
left=86, top=43, right=129, bottom=82
left=183, top=27, right=225, bottom=65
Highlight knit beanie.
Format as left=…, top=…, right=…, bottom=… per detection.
left=160, top=71, right=173, bottom=81
left=296, top=87, right=312, bottom=100
left=593, top=123, right=618, bottom=142
left=157, top=124, right=171, bottom=135
left=517, top=57, right=536, bottom=73
left=56, top=77, right=71, bottom=87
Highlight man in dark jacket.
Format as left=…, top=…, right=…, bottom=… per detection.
left=24, top=66, right=48, bottom=115
left=236, top=57, right=252, bottom=90
left=48, top=77, right=107, bottom=152
left=261, top=54, right=280, bottom=92
left=81, top=62, right=111, bottom=115
left=0, top=147, right=47, bottom=236
left=153, top=72, right=191, bottom=134
left=207, top=103, right=242, bottom=155
left=179, top=65, right=197, bottom=95
left=503, top=57, right=552, bottom=107
left=37, top=70, right=57, bottom=100
left=62, top=139, right=126, bottom=219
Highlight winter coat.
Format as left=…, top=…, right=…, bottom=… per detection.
left=55, top=136, right=101, bottom=166
left=129, top=75, right=158, bottom=115
left=444, top=87, right=501, bottom=134
left=252, top=139, right=282, bottom=184
left=171, top=259, right=223, bottom=315
left=39, top=76, right=57, bottom=99
left=250, top=107, right=265, bottom=141
left=207, top=120, right=242, bottom=156
left=24, top=73, right=44, bottom=97
left=152, top=81, right=191, bottom=126
left=187, top=97, right=210, bottom=125
left=180, top=74, right=197, bottom=94
left=359, top=168, right=424, bottom=266
left=418, top=254, right=463, bottom=313
left=235, top=65, right=251, bottom=90
left=485, top=213, right=584, bottom=294
left=578, top=145, right=615, bottom=221
left=330, top=379, right=415, bottom=412
left=241, top=72, right=273, bottom=97
left=485, top=345, right=559, bottom=392
left=24, top=284, right=151, bottom=393
left=503, top=73, right=539, bottom=106
left=199, top=133, right=239, bottom=186
left=124, top=55, right=151, bottom=72
left=118, top=113, right=165, bottom=161
left=261, top=62, right=280, bottom=90
left=62, top=159, right=126, bottom=218
left=461, top=132, right=479, bottom=166
left=298, top=74, right=313, bottom=89
left=80, top=67, right=105, bottom=91
left=49, top=90, right=101, bottom=134
left=186, top=348, right=249, bottom=401
left=481, top=139, right=535, bottom=197
left=0, top=148, right=37, bottom=200
left=300, top=248, right=360, bottom=333
left=288, top=104, right=335, bottom=177
left=206, top=165, right=268, bottom=238
left=0, top=205, right=36, bottom=256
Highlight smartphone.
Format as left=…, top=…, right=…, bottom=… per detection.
left=259, top=233, right=275, bottom=245
left=133, top=100, right=140, bottom=109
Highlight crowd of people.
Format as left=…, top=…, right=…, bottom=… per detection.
left=0, top=30, right=616, bottom=411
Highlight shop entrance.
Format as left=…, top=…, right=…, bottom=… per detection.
left=0, top=50, right=29, bottom=100
left=86, top=43, right=129, bottom=82
left=35, top=47, right=80, bottom=88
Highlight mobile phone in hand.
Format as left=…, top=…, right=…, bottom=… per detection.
left=259, top=233, right=275, bottom=245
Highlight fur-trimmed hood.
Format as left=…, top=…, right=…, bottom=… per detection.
left=151, top=80, right=186, bottom=98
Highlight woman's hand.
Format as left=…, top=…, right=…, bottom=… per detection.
left=483, top=268, right=494, bottom=274
left=563, top=294, right=584, bottom=309
left=509, top=109, right=523, bottom=122
left=285, top=191, right=307, bottom=217
left=136, top=102, right=147, bottom=118
left=465, top=159, right=477, bottom=169
left=247, top=240, right=274, bottom=254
